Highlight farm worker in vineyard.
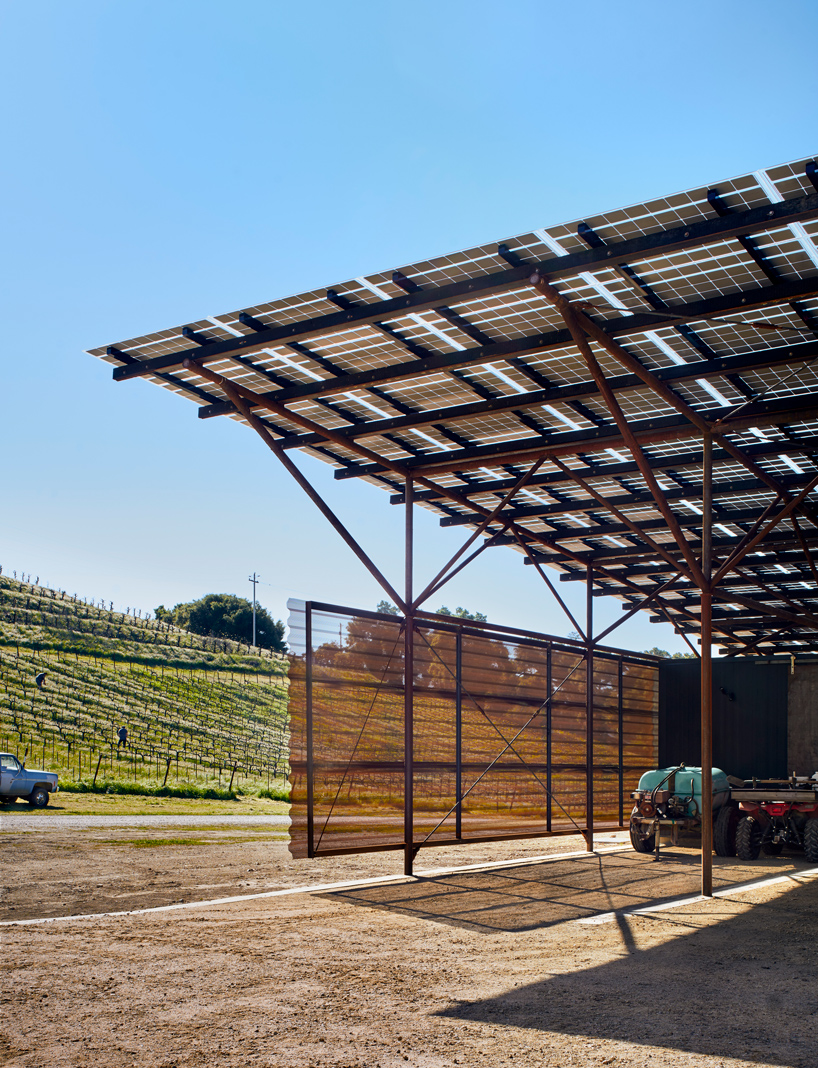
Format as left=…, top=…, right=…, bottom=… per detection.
left=117, top=725, right=128, bottom=749
left=34, top=671, right=47, bottom=689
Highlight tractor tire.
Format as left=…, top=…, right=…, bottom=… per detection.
left=762, top=837, right=784, bottom=856
left=714, top=802, right=739, bottom=857
left=27, top=788, right=49, bottom=808
left=629, top=818, right=655, bottom=854
left=805, top=819, right=818, bottom=863
left=736, top=815, right=763, bottom=861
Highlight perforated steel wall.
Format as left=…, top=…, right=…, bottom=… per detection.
left=288, top=601, right=658, bottom=858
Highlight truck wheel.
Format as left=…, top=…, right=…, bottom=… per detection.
left=805, top=819, right=818, bottom=864
left=629, top=819, right=655, bottom=854
left=736, top=816, right=762, bottom=861
left=714, top=802, right=739, bottom=857
left=27, top=788, right=49, bottom=808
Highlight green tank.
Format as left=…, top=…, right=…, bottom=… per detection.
left=635, top=765, right=731, bottom=818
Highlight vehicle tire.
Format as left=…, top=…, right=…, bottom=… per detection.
left=714, top=802, right=739, bottom=857
left=736, top=815, right=763, bottom=861
left=629, top=818, right=655, bottom=854
left=27, top=788, right=49, bottom=808
left=761, top=837, right=784, bottom=855
left=805, top=819, right=818, bottom=864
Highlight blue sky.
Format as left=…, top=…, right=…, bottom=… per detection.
left=2, top=0, right=816, bottom=651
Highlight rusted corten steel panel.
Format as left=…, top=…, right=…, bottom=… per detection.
left=287, top=601, right=657, bottom=859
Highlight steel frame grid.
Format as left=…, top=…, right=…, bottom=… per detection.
left=288, top=599, right=658, bottom=864
left=94, top=156, right=818, bottom=893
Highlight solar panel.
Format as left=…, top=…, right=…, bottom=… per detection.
left=89, top=157, right=818, bottom=656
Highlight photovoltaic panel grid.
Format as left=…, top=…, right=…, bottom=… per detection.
left=90, top=157, right=818, bottom=656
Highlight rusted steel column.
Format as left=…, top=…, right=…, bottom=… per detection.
left=306, top=602, right=315, bottom=858
left=404, top=476, right=415, bottom=877
left=701, top=433, right=714, bottom=897
left=546, top=644, right=553, bottom=832
left=455, top=628, right=463, bottom=840
left=618, top=658, right=625, bottom=827
left=585, top=562, right=594, bottom=853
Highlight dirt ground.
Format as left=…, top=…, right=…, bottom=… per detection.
left=1, top=820, right=817, bottom=1068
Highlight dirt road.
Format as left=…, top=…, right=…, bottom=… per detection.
left=2, top=825, right=816, bottom=1068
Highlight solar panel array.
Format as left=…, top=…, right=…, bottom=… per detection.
left=90, top=158, right=818, bottom=655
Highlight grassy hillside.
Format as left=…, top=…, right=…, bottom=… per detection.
left=0, top=575, right=289, bottom=796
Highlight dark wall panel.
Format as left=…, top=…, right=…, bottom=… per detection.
left=658, top=660, right=788, bottom=779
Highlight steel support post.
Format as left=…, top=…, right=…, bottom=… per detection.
left=306, top=603, right=315, bottom=858
left=585, top=562, right=594, bottom=853
left=404, top=476, right=415, bottom=877
left=618, top=658, right=625, bottom=828
left=546, top=645, right=552, bottom=832
left=455, top=628, right=462, bottom=840
left=701, top=434, right=714, bottom=897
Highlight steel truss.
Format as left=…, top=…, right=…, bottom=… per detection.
left=97, top=158, right=818, bottom=894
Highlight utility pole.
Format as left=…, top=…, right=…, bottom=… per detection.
left=248, top=572, right=259, bottom=647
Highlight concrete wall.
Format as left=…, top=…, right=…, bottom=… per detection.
left=788, top=662, right=818, bottom=776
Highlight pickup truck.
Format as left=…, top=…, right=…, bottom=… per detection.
left=0, top=752, right=59, bottom=807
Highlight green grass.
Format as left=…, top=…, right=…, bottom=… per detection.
left=258, top=786, right=290, bottom=802
left=128, top=837, right=206, bottom=848
left=59, top=779, right=241, bottom=800
left=0, top=574, right=292, bottom=795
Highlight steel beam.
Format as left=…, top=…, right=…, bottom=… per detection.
left=544, top=291, right=707, bottom=589
left=711, top=475, right=818, bottom=583
left=438, top=473, right=810, bottom=528
left=109, top=193, right=818, bottom=382
left=701, top=433, right=714, bottom=897
left=512, top=532, right=587, bottom=640
left=389, top=438, right=818, bottom=503
left=792, top=515, right=818, bottom=587
left=201, top=333, right=818, bottom=439
left=331, top=393, right=818, bottom=479
left=219, top=382, right=408, bottom=612
left=411, top=456, right=546, bottom=611
left=404, top=476, right=415, bottom=877
left=593, top=574, right=683, bottom=645
left=547, top=456, right=697, bottom=582
left=585, top=563, right=594, bottom=854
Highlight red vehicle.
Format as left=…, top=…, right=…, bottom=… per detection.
left=731, top=777, right=818, bottom=862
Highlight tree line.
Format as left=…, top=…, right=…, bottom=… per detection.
left=155, top=593, right=286, bottom=653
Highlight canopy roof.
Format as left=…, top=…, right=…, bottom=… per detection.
left=91, top=157, right=818, bottom=657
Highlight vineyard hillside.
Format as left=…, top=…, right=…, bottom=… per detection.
left=0, top=574, right=289, bottom=796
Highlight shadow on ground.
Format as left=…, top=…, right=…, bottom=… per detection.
left=329, top=849, right=806, bottom=933
left=441, top=876, right=818, bottom=1067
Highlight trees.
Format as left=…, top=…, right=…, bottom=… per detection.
left=643, top=646, right=695, bottom=660
left=376, top=600, right=400, bottom=617
left=374, top=600, right=487, bottom=623
left=155, top=595, right=286, bottom=652
left=436, top=606, right=487, bottom=622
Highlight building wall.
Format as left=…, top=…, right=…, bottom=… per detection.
left=658, top=659, right=788, bottom=779
left=788, top=662, right=818, bottom=776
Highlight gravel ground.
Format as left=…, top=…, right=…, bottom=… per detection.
left=2, top=826, right=816, bottom=1068
left=0, top=813, right=290, bottom=830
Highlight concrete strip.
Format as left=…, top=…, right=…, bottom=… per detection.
left=576, top=865, right=818, bottom=924
left=0, top=813, right=291, bottom=830
left=0, top=845, right=632, bottom=927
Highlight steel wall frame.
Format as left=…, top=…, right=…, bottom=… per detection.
left=290, top=599, right=659, bottom=865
